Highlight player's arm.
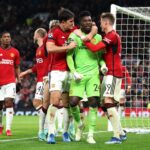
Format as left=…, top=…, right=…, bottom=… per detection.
left=46, top=30, right=76, bottom=53
left=14, top=50, right=21, bottom=82
left=66, top=33, right=83, bottom=81
left=84, top=33, right=116, bottom=52
left=66, top=33, right=79, bottom=73
left=46, top=41, right=76, bottom=53
left=67, top=50, right=83, bottom=81
left=66, top=49, right=76, bottom=73
left=15, top=65, right=21, bottom=82
left=84, top=41, right=106, bottom=52
left=19, top=65, right=36, bottom=79
left=74, top=25, right=98, bottom=41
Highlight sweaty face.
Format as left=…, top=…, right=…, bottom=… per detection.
left=63, top=18, right=74, bottom=30
left=80, top=16, right=92, bottom=33
left=1, top=33, right=11, bottom=45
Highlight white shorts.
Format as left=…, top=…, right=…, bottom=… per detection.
left=120, top=89, right=126, bottom=99
left=34, top=82, right=44, bottom=100
left=0, top=83, right=16, bottom=101
left=101, top=75, right=122, bottom=102
left=48, top=71, right=70, bottom=92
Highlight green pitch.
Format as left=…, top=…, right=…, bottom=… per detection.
left=0, top=116, right=150, bottom=150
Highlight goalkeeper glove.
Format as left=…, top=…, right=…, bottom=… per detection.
left=101, top=65, right=108, bottom=75
left=72, top=72, right=83, bottom=81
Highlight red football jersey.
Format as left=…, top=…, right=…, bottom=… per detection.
left=121, top=66, right=132, bottom=89
left=102, top=30, right=122, bottom=77
left=85, top=30, right=123, bottom=77
left=47, top=26, right=76, bottom=71
left=32, top=44, right=49, bottom=82
left=0, top=46, right=20, bottom=85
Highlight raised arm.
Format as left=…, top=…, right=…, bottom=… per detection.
left=84, top=41, right=106, bottom=52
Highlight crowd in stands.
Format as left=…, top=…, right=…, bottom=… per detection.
left=0, top=0, right=150, bottom=110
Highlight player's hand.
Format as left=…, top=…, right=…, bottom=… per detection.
left=72, top=72, right=83, bottom=81
left=82, top=25, right=98, bottom=42
left=73, top=29, right=83, bottom=38
left=19, top=72, right=26, bottom=80
left=66, top=41, right=77, bottom=51
left=101, top=65, right=108, bottom=75
left=91, top=25, right=98, bottom=34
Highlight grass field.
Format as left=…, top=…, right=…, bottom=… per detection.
left=0, top=116, right=150, bottom=150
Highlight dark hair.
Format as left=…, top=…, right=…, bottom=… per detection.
left=0, top=31, right=10, bottom=38
left=58, top=8, right=74, bottom=22
left=101, top=12, right=115, bottom=25
left=79, top=11, right=91, bottom=21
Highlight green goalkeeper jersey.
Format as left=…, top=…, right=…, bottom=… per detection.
left=67, top=32, right=105, bottom=76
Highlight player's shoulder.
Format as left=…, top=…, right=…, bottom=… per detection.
left=51, top=26, right=61, bottom=33
left=107, top=30, right=120, bottom=38
left=10, top=47, right=20, bottom=53
left=69, top=32, right=79, bottom=41
left=94, top=33, right=102, bottom=39
left=47, top=27, right=61, bottom=39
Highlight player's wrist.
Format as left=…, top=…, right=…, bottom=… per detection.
left=81, top=35, right=86, bottom=40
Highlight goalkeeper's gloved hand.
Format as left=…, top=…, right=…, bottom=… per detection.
left=101, top=65, right=108, bottom=75
left=72, top=72, right=83, bottom=81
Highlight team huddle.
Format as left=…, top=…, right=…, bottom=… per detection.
left=0, top=8, right=131, bottom=144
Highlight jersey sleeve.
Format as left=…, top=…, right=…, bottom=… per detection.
left=68, top=32, right=77, bottom=42
left=66, top=33, right=77, bottom=73
left=31, top=64, right=37, bottom=73
left=84, top=40, right=106, bottom=52
left=47, top=29, right=57, bottom=43
left=15, top=50, right=20, bottom=65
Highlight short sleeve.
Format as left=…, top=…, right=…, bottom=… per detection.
left=15, top=50, right=20, bottom=65
left=47, top=29, right=57, bottom=43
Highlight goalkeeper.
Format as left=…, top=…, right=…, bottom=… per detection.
left=67, top=11, right=107, bottom=144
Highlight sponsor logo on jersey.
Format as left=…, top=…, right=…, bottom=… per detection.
left=103, top=37, right=111, bottom=44
left=48, top=33, right=53, bottom=39
left=36, top=58, right=43, bottom=63
left=91, top=38, right=96, bottom=44
left=10, top=53, right=15, bottom=57
left=37, top=50, right=42, bottom=56
left=0, top=59, right=14, bottom=65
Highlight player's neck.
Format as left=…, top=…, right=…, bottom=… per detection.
left=1, top=44, right=11, bottom=49
left=59, top=24, right=66, bottom=32
left=105, top=26, right=114, bottom=34
left=80, top=28, right=90, bottom=34
left=37, top=39, right=43, bottom=47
